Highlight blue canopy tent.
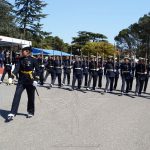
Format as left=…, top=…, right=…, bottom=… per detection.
left=32, top=48, right=72, bottom=56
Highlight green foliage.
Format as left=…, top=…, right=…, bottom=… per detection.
left=0, top=0, right=17, bottom=37
left=81, top=42, right=115, bottom=57
left=115, top=12, right=150, bottom=58
left=14, top=0, right=48, bottom=39
left=72, top=31, right=108, bottom=45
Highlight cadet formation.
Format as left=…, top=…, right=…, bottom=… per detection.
left=0, top=47, right=150, bottom=122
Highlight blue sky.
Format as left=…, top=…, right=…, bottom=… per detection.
left=9, top=0, right=150, bottom=44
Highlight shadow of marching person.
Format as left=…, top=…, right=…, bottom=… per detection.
left=0, top=109, right=27, bottom=122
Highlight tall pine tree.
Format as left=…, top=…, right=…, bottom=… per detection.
left=15, top=0, right=47, bottom=40
left=0, top=0, right=16, bottom=36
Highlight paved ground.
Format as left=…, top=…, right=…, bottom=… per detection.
left=1, top=76, right=150, bottom=150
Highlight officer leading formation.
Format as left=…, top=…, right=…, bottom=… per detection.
left=5, top=47, right=40, bottom=122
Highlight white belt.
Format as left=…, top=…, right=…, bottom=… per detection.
left=90, top=69, right=97, bottom=71
left=137, top=72, right=146, bottom=75
left=122, top=71, right=130, bottom=73
left=75, top=68, right=82, bottom=70
left=106, top=69, right=114, bottom=71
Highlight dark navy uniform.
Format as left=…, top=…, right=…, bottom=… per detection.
left=72, top=59, right=83, bottom=90
left=44, top=56, right=55, bottom=84
left=87, top=59, right=98, bottom=90
left=9, top=55, right=40, bottom=117
left=129, top=62, right=135, bottom=91
left=37, top=56, right=45, bottom=85
left=52, top=58, right=62, bottom=87
left=114, top=62, right=120, bottom=90
left=62, top=59, right=72, bottom=85
left=0, top=56, right=12, bottom=82
left=120, top=62, right=132, bottom=94
left=13, top=55, right=20, bottom=80
left=135, top=61, right=147, bottom=95
left=97, top=59, right=103, bottom=88
left=143, top=64, right=150, bottom=92
left=104, top=60, right=115, bottom=92
left=82, top=60, right=89, bottom=87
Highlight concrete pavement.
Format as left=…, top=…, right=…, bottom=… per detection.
left=0, top=77, right=150, bottom=150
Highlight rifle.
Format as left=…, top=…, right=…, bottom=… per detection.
left=70, top=45, right=72, bottom=66
left=145, top=50, right=148, bottom=73
left=96, top=52, right=98, bottom=69
left=114, top=53, right=116, bottom=71
left=102, top=52, right=104, bottom=68
left=88, top=52, right=90, bottom=67
left=113, top=44, right=116, bottom=71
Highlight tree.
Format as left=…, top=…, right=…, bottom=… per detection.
left=71, top=31, right=108, bottom=55
left=81, top=42, right=115, bottom=57
left=115, top=13, right=150, bottom=58
left=72, top=31, right=107, bottom=45
left=0, top=0, right=17, bottom=37
left=15, top=0, right=47, bottom=39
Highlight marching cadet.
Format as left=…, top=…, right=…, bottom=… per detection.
left=6, top=47, right=40, bottom=122
left=143, top=61, right=150, bottom=93
left=52, top=56, right=62, bottom=88
left=71, top=56, right=83, bottom=90
left=104, top=56, right=115, bottom=93
left=129, top=58, right=135, bottom=91
left=135, top=57, right=147, bottom=96
left=97, top=56, right=103, bottom=89
left=120, top=57, right=132, bottom=95
left=44, top=56, right=55, bottom=87
left=113, top=58, right=120, bottom=90
left=62, top=56, right=72, bottom=86
left=82, top=55, right=89, bottom=88
left=0, top=51, right=12, bottom=84
left=37, top=54, right=45, bottom=85
left=13, top=54, right=20, bottom=80
left=87, top=55, right=98, bottom=91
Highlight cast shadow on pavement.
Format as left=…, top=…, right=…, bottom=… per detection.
left=0, top=109, right=27, bottom=120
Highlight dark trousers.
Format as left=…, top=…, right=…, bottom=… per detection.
left=10, top=84, right=35, bottom=115
left=1, top=68, right=11, bottom=81
left=121, top=76, right=130, bottom=93
left=98, top=75, right=103, bottom=88
left=88, top=72, right=97, bottom=90
left=144, top=77, right=149, bottom=92
left=39, top=71, right=44, bottom=85
left=82, top=73, right=88, bottom=87
left=114, top=76, right=119, bottom=90
left=72, top=73, right=82, bottom=89
left=52, top=73, right=62, bottom=86
left=44, top=71, right=54, bottom=84
left=135, top=77, right=145, bottom=94
left=129, top=77, right=134, bottom=90
left=105, top=76, right=114, bottom=91
left=63, top=72, right=70, bottom=85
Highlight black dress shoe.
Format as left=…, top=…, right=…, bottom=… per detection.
left=26, top=113, right=33, bottom=118
left=5, top=116, right=14, bottom=123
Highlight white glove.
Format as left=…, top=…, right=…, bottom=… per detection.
left=33, top=81, right=38, bottom=87
left=41, top=65, right=45, bottom=67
